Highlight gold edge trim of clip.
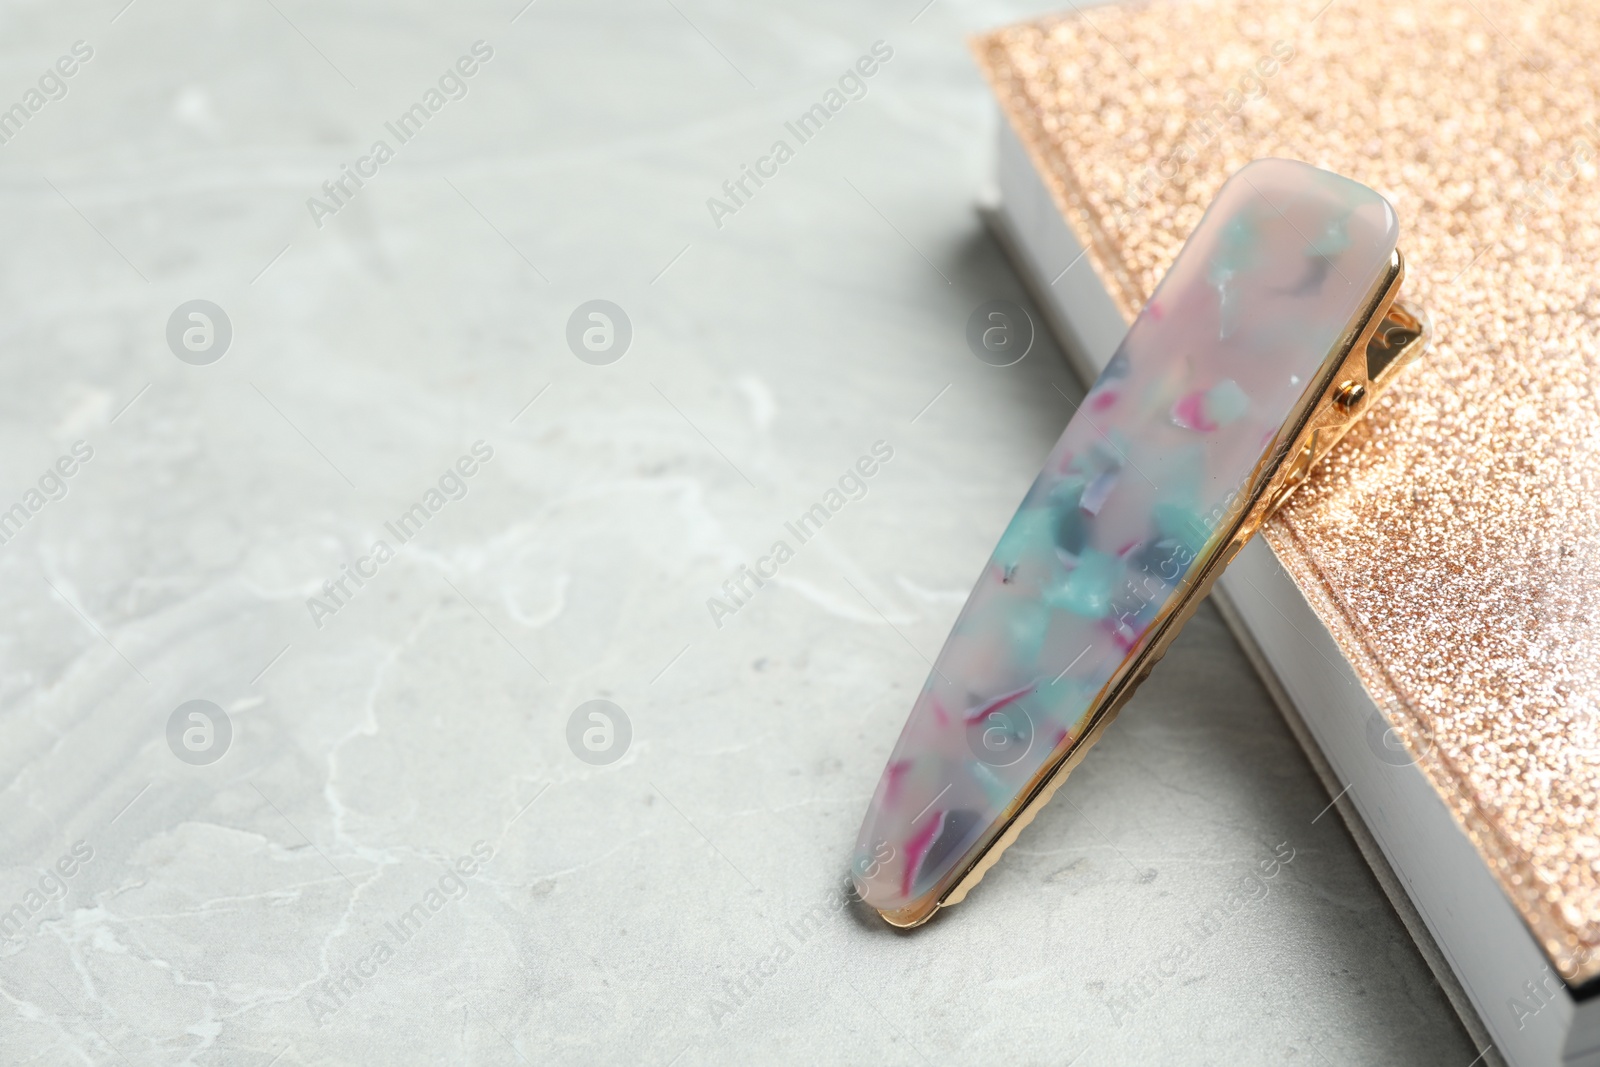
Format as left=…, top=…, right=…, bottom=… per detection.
left=873, top=252, right=1411, bottom=930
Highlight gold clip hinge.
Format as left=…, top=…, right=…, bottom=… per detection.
left=1261, top=256, right=1430, bottom=522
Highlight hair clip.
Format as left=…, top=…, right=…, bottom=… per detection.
left=851, top=158, right=1429, bottom=927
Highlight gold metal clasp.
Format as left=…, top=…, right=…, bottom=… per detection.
left=1260, top=252, right=1430, bottom=522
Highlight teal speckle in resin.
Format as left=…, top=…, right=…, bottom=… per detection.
left=1203, top=379, right=1250, bottom=426
left=1207, top=210, right=1263, bottom=338
left=992, top=506, right=1056, bottom=570
left=970, top=761, right=1014, bottom=808
left=1046, top=550, right=1121, bottom=618
left=1153, top=502, right=1212, bottom=556
left=1001, top=599, right=1053, bottom=665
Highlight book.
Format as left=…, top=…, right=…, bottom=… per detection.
left=973, top=4, right=1600, bottom=1064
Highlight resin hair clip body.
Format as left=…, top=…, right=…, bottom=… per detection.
left=851, top=158, right=1428, bottom=928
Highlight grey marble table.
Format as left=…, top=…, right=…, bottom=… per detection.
left=0, top=1, right=1477, bottom=1064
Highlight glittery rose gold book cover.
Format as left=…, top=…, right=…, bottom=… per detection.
left=974, top=0, right=1600, bottom=986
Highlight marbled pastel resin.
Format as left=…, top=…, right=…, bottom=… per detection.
left=852, top=159, right=1398, bottom=917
